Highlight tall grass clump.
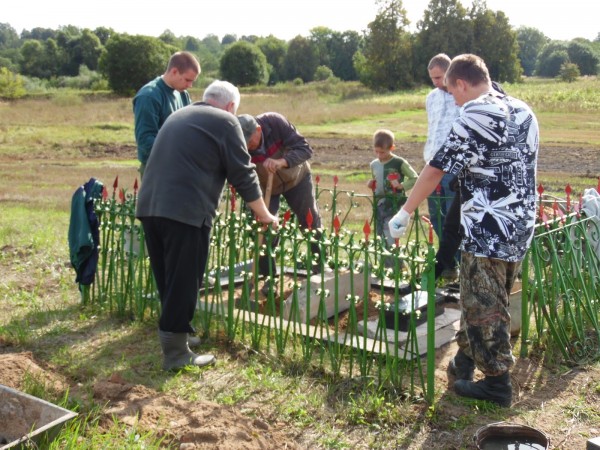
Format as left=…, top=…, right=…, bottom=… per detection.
left=503, top=76, right=600, bottom=113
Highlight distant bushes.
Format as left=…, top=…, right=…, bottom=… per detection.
left=0, top=67, right=26, bottom=99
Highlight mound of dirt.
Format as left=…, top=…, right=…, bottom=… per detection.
left=93, top=374, right=300, bottom=449
left=0, top=352, right=68, bottom=393
left=0, top=352, right=299, bottom=449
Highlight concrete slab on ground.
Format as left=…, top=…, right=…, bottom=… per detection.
left=357, top=308, right=461, bottom=359
left=283, top=269, right=366, bottom=322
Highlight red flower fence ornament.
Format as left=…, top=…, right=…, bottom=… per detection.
left=565, top=184, right=572, bottom=212
left=541, top=210, right=550, bottom=229
left=363, top=219, right=371, bottom=241
left=133, top=178, right=139, bottom=196
left=102, top=186, right=108, bottom=201
left=315, top=174, right=320, bottom=186
left=283, top=209, right=292, bottom=228
left=333, top=175, right=339, bottom=187
left=538, top=183, right=545, bottom=220
left=119, top=188, right=125, bottom=204
left=597, top=176, right=600, bottom=192
left=229, top=185, right=236, bottom=211
left=113, top=175, right=119, bottom=196
left=306, top=209, right=314, bottom=230
left=371, top=180, right=377, bottom=192
left=421, top=216, right=434, bottom=244
left=333, top=215, right=341, bottom=236
left=435, top=184, right=442, bottom=195
left=553, top=200, right=565, bottom=224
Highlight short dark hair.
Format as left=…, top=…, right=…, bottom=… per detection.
left=427, top=53, right=451, bottom=72
left=373, top=129, right=394, bottom=149
left=445, top=54, right=490, bottom=87
left=167, top=51, right=201, bottom=74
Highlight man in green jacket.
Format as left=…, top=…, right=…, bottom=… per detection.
left=133, top=51, right=200, bottom=177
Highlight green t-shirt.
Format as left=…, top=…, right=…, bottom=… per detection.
left=370, top=154, right=418, bottom=215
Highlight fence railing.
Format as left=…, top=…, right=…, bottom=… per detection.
left=519, top=184, right=600, bottom=364
left=84, top=176, right=600, bottom=402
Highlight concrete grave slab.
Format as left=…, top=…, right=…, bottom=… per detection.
left=357, top=308, right=461, bottom=359
left=283, top=269, right=367, bottom=322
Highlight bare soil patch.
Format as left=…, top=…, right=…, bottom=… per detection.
left=0, top=353, right=299, bottom=449
left=309, top=137, right=600, bottom=178
left=70, top=137, right=600, bottom=178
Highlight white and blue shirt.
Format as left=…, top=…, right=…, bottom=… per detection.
left=424, top=88, right=459, bottom=163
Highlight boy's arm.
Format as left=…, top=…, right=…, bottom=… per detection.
left=400, top=159, right=418, bottom=191
left=368, top=161, right=382, bottom=195
left=367, top=162, right=374, bottom=189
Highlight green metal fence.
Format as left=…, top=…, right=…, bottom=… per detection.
left=519, top=185, right=600, bottom=364
left=85, top=176, right=600, bottom=402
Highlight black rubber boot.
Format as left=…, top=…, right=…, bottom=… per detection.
left=453, top=372, right=512, bottom=407
left=447, top=350, right=475, bottom=381
left=158, top=331, right=216, bottom=371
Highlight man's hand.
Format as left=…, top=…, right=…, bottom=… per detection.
left=256, top=212, right=279, bottom=231
left=388, top=208, right=411, bottom=239
left=263, top=158, right=287, bottom=173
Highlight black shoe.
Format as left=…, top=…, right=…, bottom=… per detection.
left=447, top=350, right=475, bottom=381
left=454, top=372, right=512, bottom=407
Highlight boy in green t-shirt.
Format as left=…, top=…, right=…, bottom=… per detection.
left=367, top=129, right=418, bottom=249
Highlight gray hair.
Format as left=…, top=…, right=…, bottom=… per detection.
left=428, top=53, right=451, bottom=71
left=202, top=80, right=241, bottom=113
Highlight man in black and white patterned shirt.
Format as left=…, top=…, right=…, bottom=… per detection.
left=388, top=54, right=539, bottom=407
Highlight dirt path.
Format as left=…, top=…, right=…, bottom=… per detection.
left=309, top=138, right=600, bottom=178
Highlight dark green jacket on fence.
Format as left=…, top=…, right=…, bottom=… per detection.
left=68, top=178, right=104, bottom=285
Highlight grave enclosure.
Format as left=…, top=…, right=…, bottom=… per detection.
left=78, top=176, right=600, bottom=402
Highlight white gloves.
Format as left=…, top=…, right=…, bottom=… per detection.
left=388, top=208, right=411, bottom=239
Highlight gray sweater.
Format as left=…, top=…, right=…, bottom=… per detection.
left=136, top=102, right=262, bottom=228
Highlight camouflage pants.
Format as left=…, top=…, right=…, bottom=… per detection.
left=456, top=252, right=521, bottom=376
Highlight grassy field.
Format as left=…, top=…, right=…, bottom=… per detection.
left=0, top=78, right=599, bottom=449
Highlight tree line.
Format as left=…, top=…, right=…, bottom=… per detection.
left=1, top=0, right=599, bottom=98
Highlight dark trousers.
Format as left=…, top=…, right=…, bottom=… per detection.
left=427, top=172, right=456, bottom=238
left=434, top=189, right=461, bottom=279
left=259, top=173, right=322, bottom=276
left=141, top=217, right=209, bottom=333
